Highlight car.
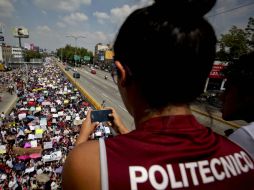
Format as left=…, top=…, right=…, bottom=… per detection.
left=65, top=67, right=70, bottom=71
left=91, top=69, right=96, bottom=74
left=73, top=72, right=80, bottom=78
left=5, top=66, right=12, bottom=71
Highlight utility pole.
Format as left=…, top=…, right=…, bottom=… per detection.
left=61, top=48, right=63, bottom=62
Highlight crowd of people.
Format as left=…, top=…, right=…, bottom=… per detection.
left=0, top=58, right=110, bottom=189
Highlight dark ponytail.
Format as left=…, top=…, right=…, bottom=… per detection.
left=114, top=0, right=217, bottom=108
left=154, top=0, right=216, bottom=17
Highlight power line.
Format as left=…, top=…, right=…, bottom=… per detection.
left=207, top=1, right=254, bottom=18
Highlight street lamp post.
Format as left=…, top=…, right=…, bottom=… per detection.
left=61, top=48, right=63, bottom=63
left=66, top=35, right=86, bottom=67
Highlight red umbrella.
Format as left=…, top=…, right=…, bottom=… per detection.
left=83, top=102, right=89, bottom=106
left=29, top=153, right=42, bottom=159
left=17, top=155, right=30, bottom=160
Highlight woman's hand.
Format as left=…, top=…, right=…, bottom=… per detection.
left=75, top=109, right=99, bottom=146
left=105, top=107, right=130, bottom=135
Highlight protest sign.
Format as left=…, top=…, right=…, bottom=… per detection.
left=0, top=145, right=6, bottom=154
left=30, top=140, right=38, bottom=148
left=42, top=151, right=62, bottom=162
left=43, top=141, right=53, bottom=149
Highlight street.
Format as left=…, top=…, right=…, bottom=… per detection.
left=63, top=63, right=244, bottom=135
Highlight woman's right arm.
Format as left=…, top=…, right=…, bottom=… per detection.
left=105, top=107, right=130, bottom=134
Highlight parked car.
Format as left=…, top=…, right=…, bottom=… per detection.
left=73, top=72, right=80, bottom=78
left=91, top=69, right=96, bottom=74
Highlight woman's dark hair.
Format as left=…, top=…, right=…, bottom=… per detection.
left=114, top=0, right=217, bottom=108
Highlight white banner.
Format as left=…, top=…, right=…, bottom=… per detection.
left=35, top=134, right=43, bottom=139
left=42, top=101, right=51, bottom=106
left=42, top=151, right=62, bottom=162
left=30, top=140, right=37, bottom=148
left=28, top=134, right=35, bottom=140
left=52, top=114, right=58, bottom=118
left=18, top=113, right=26, bottom=120
left=40, top=118, right=47, bottom=126
left=25, top=167, right=35, bottom=174
left=0, top=145, right=6, bottom=154
left=43, top=141, right=53, bottom=149
left=51, top=108, right=56, bottom=113
left=74, top=119, right=83, bottom=126
left=58, top=111, right=64, bottom=116
left=29, top=125, right=35, bottom=131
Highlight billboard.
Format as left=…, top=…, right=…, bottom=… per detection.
left=99, top=56, right=104, bottom=61
left=13, top=27, right=29, bottom=38
left=74, top=55, right=80, bottom=61
left=97, top=44, right=109, bottom=51
left=105, top=50, right=114, bottom=60
left=84, top=56, right=90, bottom=61
left=209, top=64, right=226, bottom=79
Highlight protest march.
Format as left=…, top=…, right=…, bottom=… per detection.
left=0, top=58, right=102, bottom=189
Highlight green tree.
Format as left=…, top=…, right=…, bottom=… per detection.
left=245, top=17, right=254, bottom=50
left=216, top=43, right=231, bottom=61
left=56, top=45, right=93, bottom=65
left=24, top=50, right=42, bottom=62
left=217, top=26, right=248, bottom=61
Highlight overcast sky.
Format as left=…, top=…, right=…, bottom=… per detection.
left=0, top=0, right=253, bottom=53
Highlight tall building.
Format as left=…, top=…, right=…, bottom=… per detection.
left=94, top=43, right=114, bottom=69
left=95, top=43, right=109, bottom=54
left=0, top=46, right=2, bottom=63
left=1, top=45, right=12, bottom=64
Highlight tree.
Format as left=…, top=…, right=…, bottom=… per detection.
left=24, top=50, right=42, bottom=62
left=216, top=42, right=231, bottom=61
left=245, top=17, right=254, bottom=50
left=216, top=17, right=254, bottom=61
left=217, top=26, right=248, bottom=61
left=56, top=45, right=93, bottom=65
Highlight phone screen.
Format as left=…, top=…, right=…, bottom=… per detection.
left=90, top=110, right=112, bottom=122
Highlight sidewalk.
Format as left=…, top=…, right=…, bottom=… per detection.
left=0, top=91, right=18, bottom=114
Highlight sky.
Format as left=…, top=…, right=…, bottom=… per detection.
left=0, top=0, right=253, bottom=53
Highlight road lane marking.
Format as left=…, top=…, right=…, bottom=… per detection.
left=119, top=105, right=127, bottom=112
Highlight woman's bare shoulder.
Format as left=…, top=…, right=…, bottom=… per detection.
left=62, top=140, right=101, bottom=190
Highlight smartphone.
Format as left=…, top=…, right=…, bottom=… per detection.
left=90, top=109, right=113, bottom=122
